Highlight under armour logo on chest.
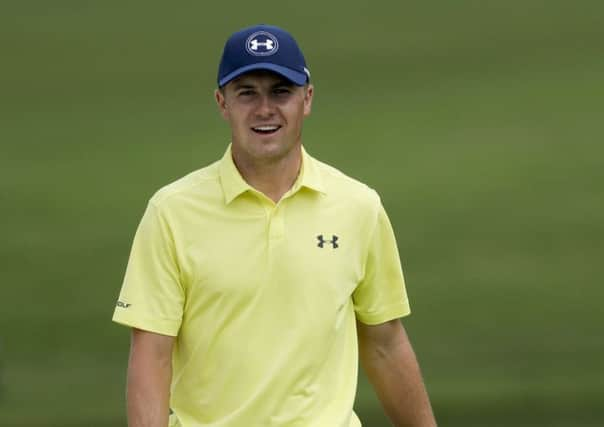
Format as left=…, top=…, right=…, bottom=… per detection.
left=317, top=234, right=339, bottom=249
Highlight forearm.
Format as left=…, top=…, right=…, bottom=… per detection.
left=358, top=320, right=436, bottom=427
left=127, top=331, right=174, bottom=427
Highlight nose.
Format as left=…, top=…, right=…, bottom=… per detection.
left=255, top=94, right=275, bottom=118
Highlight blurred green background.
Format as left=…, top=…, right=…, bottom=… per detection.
left=1, top=1, right=603, bottom=426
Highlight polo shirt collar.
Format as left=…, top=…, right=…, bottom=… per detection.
left=219, top=144, right=326, bottom=204
left=292, top=146, right=326, bottom=195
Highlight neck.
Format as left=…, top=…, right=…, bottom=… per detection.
left=231, top=145, right=302, bottom=203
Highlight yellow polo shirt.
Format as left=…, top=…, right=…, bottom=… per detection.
left=112, top=145, right=410, bottom=427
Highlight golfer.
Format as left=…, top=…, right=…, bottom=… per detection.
left=113, top=24, right=436, bottom=427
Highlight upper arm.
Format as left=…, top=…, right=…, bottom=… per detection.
left=353, top=201, right=410, bottom=325
left=357, top=318, right=409, bottom=356
left=126, top=330, right=175, bottom=425
left=129, top=328, right=175, bottom=367
left=113, top=202, right=185, bottom=337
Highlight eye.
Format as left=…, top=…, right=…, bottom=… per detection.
left=273, top=87, right=292, bottom=95
left=238, top=90, right=255, bottom=97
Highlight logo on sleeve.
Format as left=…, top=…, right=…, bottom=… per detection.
left=116, top=300, right=131, bottom=309
left=317, top=234, right=339, bottom=249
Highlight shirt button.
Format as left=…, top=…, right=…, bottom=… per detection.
left=269, top=214, right=285, bottom=240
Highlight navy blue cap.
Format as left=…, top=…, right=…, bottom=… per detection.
left=217, top=24, right=310, bottom=88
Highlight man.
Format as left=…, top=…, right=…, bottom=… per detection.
left=113, top=24, right=436, bottom=427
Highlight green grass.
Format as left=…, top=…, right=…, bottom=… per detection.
left=1, top=1, right=603, bottom=426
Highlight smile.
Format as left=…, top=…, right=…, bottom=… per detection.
left=251, top=125, right=282, bottom=135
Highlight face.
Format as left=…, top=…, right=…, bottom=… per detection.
left=215, top=71, right=314, bottom=164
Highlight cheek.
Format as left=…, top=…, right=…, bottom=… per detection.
left=285, top=104, right=306, bottom=124
left=227, top=110, right=249, bottom=128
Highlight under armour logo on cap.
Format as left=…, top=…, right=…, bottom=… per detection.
left=246, top=31, right=279, bottom=56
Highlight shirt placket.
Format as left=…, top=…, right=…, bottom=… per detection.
left=268, top=205, right=285, bottom=242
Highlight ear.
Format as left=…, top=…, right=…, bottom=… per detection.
left=303, top=84, right=314, bottom=117
left=215, top=88, right=229, bottom=120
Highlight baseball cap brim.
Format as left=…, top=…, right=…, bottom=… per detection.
left=218, top=63, right=308, bottom=88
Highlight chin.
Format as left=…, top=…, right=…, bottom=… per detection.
left=254, top=142, right=287, bottom=158
left=233, top=132, right=299, bottom=160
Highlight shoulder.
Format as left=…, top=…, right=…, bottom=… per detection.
left=313, top=156, right=382, bottom=210
left=148, top=159, right=222, bottom=210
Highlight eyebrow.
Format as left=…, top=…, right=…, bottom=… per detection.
left=232, top=80, right=294, bottom=91
left=232, top=83, right=255, bottom=90
left=273, top=81, right=295, bottom=88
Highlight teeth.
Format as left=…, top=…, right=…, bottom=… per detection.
left=253, top=125, right=280, bottom=131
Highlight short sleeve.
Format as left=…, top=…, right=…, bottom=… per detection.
left=353, top=202, right=411, bottom=325
left=112, top=201, right=184, bottom=336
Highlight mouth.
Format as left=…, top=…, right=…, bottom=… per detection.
left=251, top=125, right=282, bottom=136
